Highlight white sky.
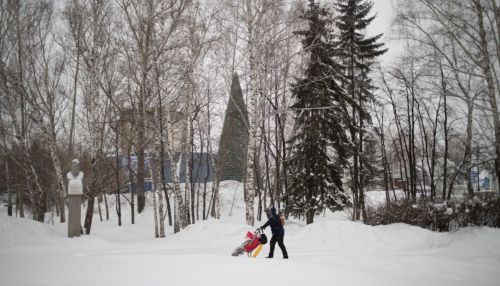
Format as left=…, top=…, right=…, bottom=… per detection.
left=368, top=0, right=403, bottom=66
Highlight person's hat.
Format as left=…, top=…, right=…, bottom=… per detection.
left=265, top=207, right=272, bottom=217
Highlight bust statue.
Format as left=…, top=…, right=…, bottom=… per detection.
left=67, top=159, right=84, bottom=196
left=67, top=158, right=83, bottom=238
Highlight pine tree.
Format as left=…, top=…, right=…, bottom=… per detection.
left=286, top=0, right=350, bottom=224
left=336, top=0, right=387, bottom=221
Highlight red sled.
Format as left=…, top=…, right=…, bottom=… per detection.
left=231, top=229, right=267, bottom=257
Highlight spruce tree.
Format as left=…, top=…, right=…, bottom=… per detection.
left=217, top=73, right=249, bottom=181
left=336, top=0, right=387, bottom=221
left=286, top=0, right=350, bottom=224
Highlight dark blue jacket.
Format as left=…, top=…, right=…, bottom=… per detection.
left=261, top=207, right=284, bottom=237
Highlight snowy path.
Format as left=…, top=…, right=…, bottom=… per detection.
left=1, top=182, right=499, bottom=286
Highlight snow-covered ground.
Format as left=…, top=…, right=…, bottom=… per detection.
left=1, top=181, right=499, bottom=286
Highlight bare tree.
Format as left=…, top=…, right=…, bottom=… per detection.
left=0, top=0, right=56, bottom=222
left=396, top=0, right=500, bottom=196
left=23, top=3, right=69, bottom=223
left=64, top=0, right=116, bottom=234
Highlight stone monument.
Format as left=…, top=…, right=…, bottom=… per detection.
left=67, top=159, right=83, bottom=237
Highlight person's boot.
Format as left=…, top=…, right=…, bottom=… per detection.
left=266, top=254, right=273, bottom=258
left=282, top=250, right=288, bottom=259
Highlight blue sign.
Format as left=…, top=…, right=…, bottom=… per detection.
left=130, top=182, right=153, bottom=193
left=471, top=170, right=479, bottom=181
left=480, top=177, right=490, bottom=190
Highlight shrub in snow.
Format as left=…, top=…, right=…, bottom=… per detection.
left=365, top=197, right=500, bottom=232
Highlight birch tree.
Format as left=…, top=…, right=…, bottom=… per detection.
left=64, top=0, right=116, bottom=233
left=0, top=0, right=51, bottom=222
left=396, top=0, right=500, bottom=195
left=23, top=4, right=68, bottom=223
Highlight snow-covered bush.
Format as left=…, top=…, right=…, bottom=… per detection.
left=365, top=197, right=500, bottom=232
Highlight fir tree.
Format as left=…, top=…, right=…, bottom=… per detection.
left=336, top=0, right=387, bottom=221
left=286, top=0, right=350, bottom=224
left=218, top=73, right=249, bottom=182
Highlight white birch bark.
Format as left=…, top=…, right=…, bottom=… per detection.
left=5, top=96, right=45, bottom=221
left=166, top=108, right=188, bottom=232
left=153, top=191, right=159, bottom=238
left=25, top=99, right=67, bottom=223
left=158, top=182, right=165, bottom=237
left=183, top=89, right=192, bottom=225
left=243, top=0, right=259, bottom=226
left=150, top=154, right=165, bottom=237
left=47, top=134, right=67, bottom=223
left=206, top=125, right=220, bottom=219
left=149, top=157, right=160, bottom=238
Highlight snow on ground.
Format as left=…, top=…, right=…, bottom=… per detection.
left=1, top=181, right=499, bottom=286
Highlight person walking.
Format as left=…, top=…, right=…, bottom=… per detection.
left=259, top=207, right=288, bottom=259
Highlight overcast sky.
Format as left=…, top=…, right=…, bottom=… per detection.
left=368, top=0, right=402, bottom=66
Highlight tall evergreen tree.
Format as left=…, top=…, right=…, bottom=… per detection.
left=336, top=0, right=387, bottom=221
left=218, top=73, right=249, bottom=182
left=286, top=0, right=350, bottom=224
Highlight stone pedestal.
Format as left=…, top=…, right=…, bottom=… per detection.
left=67, top=159, right=83, bottom=238
left=68, top=195, right=81, bottom=238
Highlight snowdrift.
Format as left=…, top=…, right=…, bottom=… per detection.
left=1, top=181, right=499, bottom=286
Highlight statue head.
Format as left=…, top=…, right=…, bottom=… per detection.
left=70, top=159, right=80, bottom=177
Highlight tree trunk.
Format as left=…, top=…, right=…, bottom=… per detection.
left=465, top=101, right=474, bottom=197
left=116, top=178, right=122, bottom=227
left=359, top=140, right=366, bottom=220
left=205, top=106, right=220, bottom=219
left=136, top=142, right=146, bottom=213
left=163, top=187, right=172, bottom=226
left=305, top=208, right=314, bottom=224
left=84, top=195, right=95, bottom=234
left=6, top=167, right=12, bottom=217
left=358, top=72, right=366, bottom=220
left=158, top=184, right=165, bottom=237
left=244, top=0, right=257, bottom=226
left=25, top=148, right=45, bottom=222
left=17, top=185, right=24, bottom=218
left=280, top=117, right=289, bottom=217
left=136, top=66, right=147, bottom=214
left=98, top=195, right=103, bottom=222
left=202, top=179, right=207, bottom=220
left=155, top=76, right=173, bottom=227
left=189, top=120, right=196, bottom=224
left=127, top=147, right=135, bottom=225
left=69, top=0, right=81, bottom=156
left=210, top=175, right=221, bottom=219
left=84, top=154, right=99, bottom=233
left=440, top=63, right=449, bottom=200
left=114, top=131, right=122, bottom=226
left=150, top=156, right=165, bottom=238
left=131, top=191, right=135, bottom=224
left=166, top=110, right=187, bottom=232
left=104, top=193, right=109, bottom=220
left=475, top=0, right=500, bottom=195
left=47, top=135, right=66, bottom=223
left=152, top=190, right=159, bottom=238
left=182, top=102, right=193, bottom=225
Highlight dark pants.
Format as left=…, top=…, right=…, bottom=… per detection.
left=269, top=234, right=288, bottom=258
